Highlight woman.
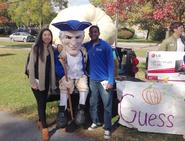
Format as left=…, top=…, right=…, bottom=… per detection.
left=160, top=21, right=185, bottom=51
left=28, top=28, right=56, bottom=141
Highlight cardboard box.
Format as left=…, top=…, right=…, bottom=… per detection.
left=146, top=51, right=185, bottom=82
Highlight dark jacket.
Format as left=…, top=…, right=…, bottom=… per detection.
left=54, top=49, right=65, bottom=79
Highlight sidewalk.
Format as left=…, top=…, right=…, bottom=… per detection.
left=0, top=112, right=90, bottom=141
left=116, top=42, right=160, bottom=63
left=117, top=42, right=159, bottom=49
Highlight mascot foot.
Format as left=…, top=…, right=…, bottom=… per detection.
left=75, top=104, right=86, bottom=126
left=56, top=106, right=68, bottom=128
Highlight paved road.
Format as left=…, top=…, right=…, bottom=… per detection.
left=0, top=37, right=159, bottom=62
left=117, top=42, right=159, bottom=48
left=0, top=37, right=159, bottom=48
left=0, top=112, right=90, bottom=141
left=116, top=42, right=159, bottom=51
left=0, top=37, right=10, bottom=42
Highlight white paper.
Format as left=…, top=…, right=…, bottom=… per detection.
left=100, top=80, right=108, bottom=90
left=35, top=79, right=39, bottom=85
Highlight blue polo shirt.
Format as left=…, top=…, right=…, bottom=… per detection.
left=84, top=39, right=114, bottom=85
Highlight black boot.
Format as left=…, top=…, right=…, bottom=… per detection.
left=56, top=106, right=68, bottom=128
left=75, top=104, right=86, bottom=126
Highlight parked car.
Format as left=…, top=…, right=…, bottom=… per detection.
left=9, top=32, right=36, bottom=42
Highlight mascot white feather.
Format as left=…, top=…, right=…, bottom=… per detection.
left=49, top=3, right=116, bottom=45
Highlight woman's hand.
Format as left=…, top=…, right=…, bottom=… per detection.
left=32, top=79, right=39, bottom=90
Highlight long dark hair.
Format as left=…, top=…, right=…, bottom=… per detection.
left=33, top=28, right=53, bottom=62
left=169, top=21, right=184, bottom=32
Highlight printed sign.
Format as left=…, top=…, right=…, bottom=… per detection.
left=116, top=81, right=185, bottom=135
left=146, top=51, right=185, bottom=82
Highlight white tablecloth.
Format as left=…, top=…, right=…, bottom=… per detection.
left=116, top=81, right=185, bottom=135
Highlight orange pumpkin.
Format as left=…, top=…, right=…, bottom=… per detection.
left=142, top=87, right=162, bottom=105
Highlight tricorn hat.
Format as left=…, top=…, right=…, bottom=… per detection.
left=52, top=20, right=91, bottom=31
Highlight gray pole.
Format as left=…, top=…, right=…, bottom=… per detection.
left=114, top=0, right=119, bottom=48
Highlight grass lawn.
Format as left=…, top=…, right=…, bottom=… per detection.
left=0, top=45, right=58, bottom=121
left=0, top=43, right=184, bottom=141
left=0, top=41, right=33, bottom=48
left=118, top=38, right=160, bottom=44
left=135, top=48, right=148, bottom=58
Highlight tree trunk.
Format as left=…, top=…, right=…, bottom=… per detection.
left=146, top=29, right=150, bottom=40
left=165, top=29, right=170, bottom=39
left=39, top=17, right=42, bottom=29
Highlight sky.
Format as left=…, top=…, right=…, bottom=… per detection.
left=68, top=0, right=90, bottom=6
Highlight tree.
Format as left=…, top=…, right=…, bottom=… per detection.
left=101, top=0, right=185, bottom=41
left=8, top=0, right=57, bottom=28
left=171, top=0, right=185, bottom=21
left=138, top=0, right=185, bottom=40
left=52, top=0, right=68, bottom=10
left=90, top=0, right=104, bottom=7
left=102, top=0, right=145, bottom=21
left=98, top=0, right=145, bottom=44
left=0, top=0, right=9, bottom=24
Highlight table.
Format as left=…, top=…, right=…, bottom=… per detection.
left=116, top=80, right=185, bottom=136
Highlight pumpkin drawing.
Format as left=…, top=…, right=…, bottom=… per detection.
left=142, top=87, right=162, bottom=105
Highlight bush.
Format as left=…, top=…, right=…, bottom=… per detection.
left=0, top=23, right=17, bottom=35
left=118, top=27, right=135, bottom=39
left=150, top=27, right=166, bottom=41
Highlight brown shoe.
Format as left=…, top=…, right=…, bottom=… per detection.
left=42, top=128, right=49, bottom=141
left=37, top=121, right=43, bottom=130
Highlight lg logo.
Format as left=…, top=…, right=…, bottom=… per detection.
left=151, top=53, right=161, bottom=58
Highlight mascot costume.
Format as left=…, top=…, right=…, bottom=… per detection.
left=52, top=20, right=91, bottom=128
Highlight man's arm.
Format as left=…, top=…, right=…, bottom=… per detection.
left=106, top=45, right=114, bottom=86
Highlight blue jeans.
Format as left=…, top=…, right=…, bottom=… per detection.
left=89, top=80, right=113, bottom=131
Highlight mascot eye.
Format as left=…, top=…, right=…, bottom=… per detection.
left=76, top=36, right=81, bottom=39
left=66, top=35, right=72, bottom=39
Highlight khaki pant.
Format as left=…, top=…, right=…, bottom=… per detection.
left=59, top=75, right=88, bottom=94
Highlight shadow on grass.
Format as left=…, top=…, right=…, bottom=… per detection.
left=109, top=125, right=185, bottom=141
left=0, top=53, right=16, bottom=57
left=0, top=41, right=33, bottom=49
left=3, top=44, right=32, bottom=49
left=12, top=104, right=38, bottom=120
left=112, top=117, right=120, bottom=133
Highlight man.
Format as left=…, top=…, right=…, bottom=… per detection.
left=52, top=20, right=91, bottom=128
left=84, top=25, right=114, bottom=139
left=160, top=21, right=185, bottom=51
